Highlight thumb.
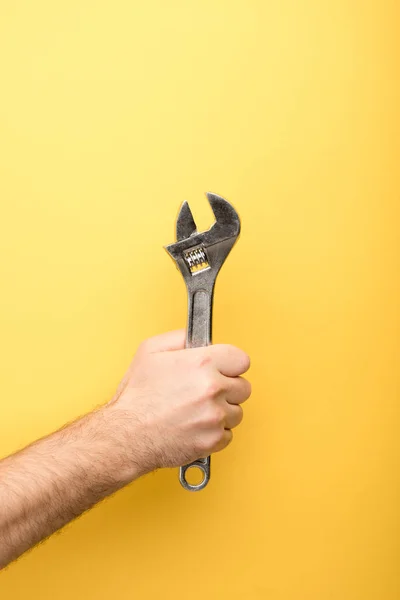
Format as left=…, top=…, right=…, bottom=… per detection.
left=141, top=329, right=186, bottom=353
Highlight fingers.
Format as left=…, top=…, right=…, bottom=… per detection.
left=223, top=403, right=243, bottom=429
left=139, top=330, right=186, bottom=353
left=198, top=344, right=250, bottom=377
left=212, top=429, right=233, bottom=454
left=225, top=376, right=252, bottom=405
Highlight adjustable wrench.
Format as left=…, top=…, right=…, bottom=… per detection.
left=165, top=192, right=241, bottom=491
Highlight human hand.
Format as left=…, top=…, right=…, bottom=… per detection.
left=108, top=330, right=251, bottom=475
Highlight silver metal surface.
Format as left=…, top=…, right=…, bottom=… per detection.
left=165, top=192, right=240, bottom=491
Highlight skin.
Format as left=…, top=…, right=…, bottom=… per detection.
left=0, top=330, right=251, bottom=569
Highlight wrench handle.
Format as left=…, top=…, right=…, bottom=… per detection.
left=186, top=289, right=213, bottom=348
left=179, top=287, right=214, bottom=491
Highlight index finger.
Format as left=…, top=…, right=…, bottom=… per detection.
left=207, top=344, right=251, bottom=377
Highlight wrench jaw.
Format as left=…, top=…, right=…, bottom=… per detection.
left=176, top=201, right=197, bottom=242
left=175, top=193, right=240, bottom=243
left=206, top=192, right=241, bottom=235
left=165, top=192, right=240, bottom=282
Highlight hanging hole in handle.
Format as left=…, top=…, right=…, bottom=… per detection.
left=185, top=466, right=205, bottom=486
left=180, top=463, right=209, bottom=491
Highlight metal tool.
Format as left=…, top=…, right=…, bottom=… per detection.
left=165, top=192, right=241, bottom=491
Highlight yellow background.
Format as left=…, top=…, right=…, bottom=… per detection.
left=0, top=1, right=399, bottom=598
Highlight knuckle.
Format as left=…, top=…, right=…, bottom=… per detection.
left=196, top=432, right=217, bottom=454
left=195, top=350, right=213, bottom=369
left=209, top=429, right=225, bottom=449
left=197, top=374, right=221, bottom=400
left=203, top=378, right=221, bottom=400
left=210, top=406, right=225, bottom=427
left=200, top=402, right=225, bottom=427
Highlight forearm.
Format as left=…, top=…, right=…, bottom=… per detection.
left=0, top=404, right=141, bottom=569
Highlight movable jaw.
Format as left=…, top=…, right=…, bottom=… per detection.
left=165, top=192, right=241, bottom=280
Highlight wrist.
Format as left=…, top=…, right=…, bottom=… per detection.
left=93, top=402, right=150, bottom=485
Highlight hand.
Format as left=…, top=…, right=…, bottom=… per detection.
left=107, top=330, right=251, bottom=474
